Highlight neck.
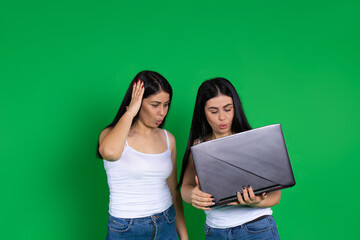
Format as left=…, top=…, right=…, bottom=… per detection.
left=132, top=120, right=157, bottom=135
left=212, top=131, right=232, bottom=140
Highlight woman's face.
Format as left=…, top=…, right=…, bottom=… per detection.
left=138, top=90, right=170, bottom=128
left=204, top=94, right=234, bottom=138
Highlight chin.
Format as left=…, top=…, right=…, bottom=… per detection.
left=218, top=128, right=231, bottom=134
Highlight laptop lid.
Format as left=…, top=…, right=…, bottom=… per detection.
left=191, top=124, right=295, bottom=207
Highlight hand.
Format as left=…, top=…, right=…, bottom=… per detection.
left=191, top=176, right=215, bottom=210
left=228, top=185, right=267, bottom=207
left=126, top=79, right=144, bottom=117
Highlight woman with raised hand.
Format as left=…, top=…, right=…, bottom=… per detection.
left=98, top=70, right=187, bottom=240
left=179, top=77, right=281, bottom=240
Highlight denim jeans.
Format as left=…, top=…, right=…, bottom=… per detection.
left=106, top=205, right=178, bottom=240
left=205, top=215, right=280, bottom=240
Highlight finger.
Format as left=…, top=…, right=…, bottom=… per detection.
left=194, top=186, right=213, bottom=198
left=193, top=200, right=214, bottom=208
left=242, top=186, right=252, bottom=203
left=138, top=82, right=145, bottom=97
left=135, top=79, right=142, bottom=95
left=261, top=192, right=268, bottom=200
left=131, top=81, right=136, bottom=97
left=192, top=198, right=214, bottom=208
left=195, top=175, right=200, bottom=187
left=228, top=201, right=239, bottom=206
left=236, top=191, right=246, bottom=205
left=248, top=186, right=257, bottom=201
left=192, top=203, right=211, bottom=210
left=193, top=195, right=215, bottom=205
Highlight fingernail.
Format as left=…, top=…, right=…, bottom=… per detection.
left=242, top=186, right=245, bottom=189
left=138, top=78, right=140, bottom=82
left=212, top=199, right=216, bottom=202
left=210, top=195, right=214, bottom=198
left=247, top=185, right=250, bottom=188
left=133, top=82, right=136, bottom=85
left=237, top=191, right=240, bottom=195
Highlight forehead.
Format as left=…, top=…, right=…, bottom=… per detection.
left=205, top=94, right=233, bottom=107
left=144, top=90, right=170, bottom=102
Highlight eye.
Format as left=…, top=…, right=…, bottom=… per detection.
left=151, top=104, right=159, bottom=107
left=224, top=108, right=232, bottom=112
left=164, top=103, right=169, bottom=108
left=210, top=111, right=218, bottom=114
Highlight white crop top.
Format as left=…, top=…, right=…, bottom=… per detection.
left=103, top=129, right=173, bottom=218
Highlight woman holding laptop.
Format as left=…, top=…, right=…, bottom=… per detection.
left=179, top=77, right=281, bottom=239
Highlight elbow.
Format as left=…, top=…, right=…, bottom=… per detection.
left=180, top=185, right=192, bottom=205
left=271, top=191, right=281, bottom=206
left=180, top=187, right=185, bottom=201
left=273, top=198, right=281, bottom=207
left=99, top=145, right=121, bottom=161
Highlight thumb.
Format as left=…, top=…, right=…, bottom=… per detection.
left=195, top=175, right=200, bottom=187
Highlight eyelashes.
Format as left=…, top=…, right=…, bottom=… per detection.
left=151, top=104, right=169, bottom=108
left=210, top=109, right=232, bottom=114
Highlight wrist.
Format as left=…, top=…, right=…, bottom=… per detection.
left=124, top=110, right=136, bottom=119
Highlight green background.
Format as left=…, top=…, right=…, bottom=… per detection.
left=1, top=0, right=359, bottom=239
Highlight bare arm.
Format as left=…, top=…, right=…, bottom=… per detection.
left=99, top=80, right=144, bottom=161
left=166, top=132, right=188, bottom=240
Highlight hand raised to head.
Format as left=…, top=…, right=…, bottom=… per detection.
left=126, top=79, right=144, bottom=117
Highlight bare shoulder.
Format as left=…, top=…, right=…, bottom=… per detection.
left=99, top=127, right=112, bottom=144
left=164, top=129, right=176, bottom=148
left=164, top=129, right=175, bottom=142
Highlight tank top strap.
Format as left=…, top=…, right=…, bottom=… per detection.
left=125, top=139, right=128, bottom=147
left=163, top=129, right=170, bottom=150
left=198, top=138, right=201, bottom=144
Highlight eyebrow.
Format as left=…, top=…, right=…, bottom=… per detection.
left=208, top=104, right=233, bottom=110
left=150, top=101, right=170, bottom=104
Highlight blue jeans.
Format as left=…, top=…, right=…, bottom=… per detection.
left=105, top=205, right=178, bottom=240
left=205, top=215, right=280, bottom=240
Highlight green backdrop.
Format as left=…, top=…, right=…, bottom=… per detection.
left=1, top=0, right=359, bottom=239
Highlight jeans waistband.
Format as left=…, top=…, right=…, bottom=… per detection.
left=109, top=205, right=174, bottom=223
left=244, top=215, right=270, bottom=225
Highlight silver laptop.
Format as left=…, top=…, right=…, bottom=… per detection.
left=191, top=124, right=295, bottom=207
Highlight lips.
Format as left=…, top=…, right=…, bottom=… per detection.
left=156, top=120, right=163, bottom=125
left=219, top=124, right=228, bottom=129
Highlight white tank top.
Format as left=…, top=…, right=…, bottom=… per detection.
left=103, top=129, right=173, bottom=218
left=196, top=138, right=273, bottom=228
left=205, top=206, right=272, bottom=228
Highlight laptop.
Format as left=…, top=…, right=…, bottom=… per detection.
left=191, top=124, right=295, bottom=207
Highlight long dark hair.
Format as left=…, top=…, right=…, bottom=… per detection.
left=178, top=77, right=251, bottom=186
left=96, top=70, right=173, bottom=158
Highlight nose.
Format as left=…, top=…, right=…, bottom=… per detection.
left=158, top=106, right=165, bottom=116
left=218, top=110, right=225, bottom=121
